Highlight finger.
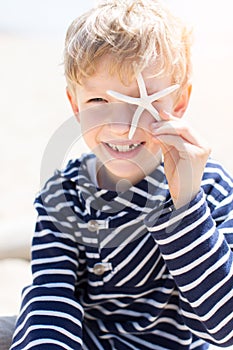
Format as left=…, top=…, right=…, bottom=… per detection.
left=151, top=121, right=200, bottom=147
left=158, top=110, right=179, bottom=122
left=156, top=134, right=201, bottom=155
left=152, top=119, right=210, bottom=150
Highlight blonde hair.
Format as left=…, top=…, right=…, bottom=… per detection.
left=64, top=0, right=192, bottom=91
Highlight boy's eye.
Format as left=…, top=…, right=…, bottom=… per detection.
left=88, top=98, right=107, bottom=103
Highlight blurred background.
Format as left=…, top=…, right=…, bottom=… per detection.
left=0, top=1, right=232, bottom=342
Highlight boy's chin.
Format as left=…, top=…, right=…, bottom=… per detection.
left=97, top=158, right=157, bottom=189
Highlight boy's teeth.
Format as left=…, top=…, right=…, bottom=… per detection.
left=107, top=142, right=141, bottom=152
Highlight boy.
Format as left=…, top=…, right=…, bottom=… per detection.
left=10, top=0, right=233, bottom=349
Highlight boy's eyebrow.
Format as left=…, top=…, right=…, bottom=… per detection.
left=107, top=73, right=180, bottom=139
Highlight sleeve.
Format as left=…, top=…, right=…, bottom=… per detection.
left=144, top=169, right=233, bottom=347
left=10, top=182, right=84, bottom=349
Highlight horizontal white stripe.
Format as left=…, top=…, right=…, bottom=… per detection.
left=86, top=252, right=100, bottom=259
left=148, top=194, right=205, bottom=233
left=40, top=177, right=64, bottom=195
left=86, top=304, right=155, bottom=320
left=36, top=199, right=76, bottom=212
left=37, top=215, right=73, bottom=229
left=62, top=165, right=79, bottom=176
left=32, top=242, right=77, bottom=254
left=32, top=268, right=76, bottom=280
left=44, top=189, right=73, bottom=204
left=130, top=185, right=166, bottom=201
left=54, top=201, right=75, bottom=212
left=180, top=315, right=233, bottom=345
left=190, top=271, right=233, bottom=312
left=36, top=200, right=76, bottom=213
left=219, top=227, right=233, bottom=234
left=13, top=338, right=75, bottom=350
left=181, top=249, right=231, bottom=293
left=110, top=330, right=189, bottom=350
left=162, top=225, right=215, bottom=260
left=115, top=196, right=151, bottom=213
left=14, top=309, right=83, bottom=340
left=13, top=325, right=82, bottom=350
left=204, top=164, right=233, bottom=187
left=34, top=228, right=76, bottom=242
left=180, top=287, right=233, bottom=327
left=131, top=315, right=188, bottom=332
left=91, top=188, right=108, bottom=198
left=87, top=280, right=104, bottom=287
left=81, top=285, right=174, bottom=302
left=38, top=282, right=74, bottom=290
left=170, top=232, right=224, bottom=276
left=82, top=237, right=98, bottom=244
left=156, top=206, right=210, bottom=245
left=146, top=179, right=168, bottom=191
left=32, top=255, right=78, bottom=267
left=133, top=296, right=178, bottom=311
left=21, top=291, right=84, bottom=317
left=201, top=178, right=228, bottom=196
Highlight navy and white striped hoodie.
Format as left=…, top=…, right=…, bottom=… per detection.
left=11, top=154, right=233, bottom=349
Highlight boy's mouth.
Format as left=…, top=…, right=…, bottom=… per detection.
left=105, top=142, right=144, bottom=153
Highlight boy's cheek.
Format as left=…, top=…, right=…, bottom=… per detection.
left=137, top=111, right=159, bottom=134
left=82, top=127, right=96, bottom=147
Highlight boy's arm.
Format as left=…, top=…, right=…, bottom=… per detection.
left=145, top=167, right=233, bottom=347
left=10, top=183, right=84, bottom=349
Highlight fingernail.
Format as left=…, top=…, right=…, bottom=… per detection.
left=162, top=110, right=169, bottom=114
left=160, top=110, right=171, bottom=119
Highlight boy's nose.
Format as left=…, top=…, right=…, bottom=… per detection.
left=109, top=120, right=131, bottom=136
left=107, top=103, right=135, bottom=135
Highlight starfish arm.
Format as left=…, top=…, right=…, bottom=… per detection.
left=149, top=84, right=180, bottom=102
left=145, top=104, right=161, bottom=122
left=128, top=105, right=144, bottom=139
left=107, top=75, right=180, bottom=140
left=106, top=90, right=140, bottom=105
left=136, top=72, right=148, bottom=98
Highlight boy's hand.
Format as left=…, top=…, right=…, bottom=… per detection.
left=151, top=111, right=211, bottom=209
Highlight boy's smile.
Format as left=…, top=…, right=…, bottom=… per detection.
left=67, top=57, right=182, bottom=189
left=102, top=138, right=144, bottom=158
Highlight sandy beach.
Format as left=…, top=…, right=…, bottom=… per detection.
left=0, top=1, right=233, bottom=348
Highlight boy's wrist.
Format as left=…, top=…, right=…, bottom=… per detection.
left=172, top=189, right=200, bottom=210
left=144, top=189, right=204, bottom=236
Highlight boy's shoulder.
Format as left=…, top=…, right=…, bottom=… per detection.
left=203, top=158, right=233, bottom=183
left=202, top=158, right=233, bottom=202
left=46, top=153, right=94, bottom=184
left=35, top=153, right=94, bottom=203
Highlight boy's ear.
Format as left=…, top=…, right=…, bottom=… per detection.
left=66, top=87, right=79, bottom=118
left=173, top=84, right=192, bottom=118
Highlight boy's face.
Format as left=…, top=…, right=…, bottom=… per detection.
left=67, top=57, right=190, bottom=189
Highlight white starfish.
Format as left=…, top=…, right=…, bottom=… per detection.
left=107, top=73, right=180, bottom=139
